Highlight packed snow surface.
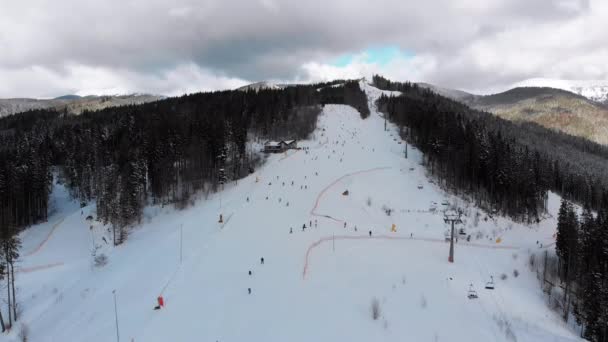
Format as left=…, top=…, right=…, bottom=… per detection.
left=5, top=82, right=581, bottom=341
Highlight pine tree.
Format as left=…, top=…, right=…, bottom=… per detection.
left=556, top=199, right=578, bottom=281
left=574, top=207, right=608, bottom=341
left=0, top=260, right=5, bottom=332
left=0, top=224, right=20, bottom=327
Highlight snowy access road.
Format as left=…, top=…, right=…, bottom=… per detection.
left=5, top=81, right=579, bottom=342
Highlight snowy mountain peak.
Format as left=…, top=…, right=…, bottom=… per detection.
left=237, top=81, right=281, bottom=92
left=514, top=78, right=608, bottom=104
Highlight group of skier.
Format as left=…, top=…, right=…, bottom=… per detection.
left=248, top=257, right=265, bottom=295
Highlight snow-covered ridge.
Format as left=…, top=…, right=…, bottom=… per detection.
left=514, top=78, right=608, bottom=104
left=237, top=81, right=281, bottom=92
left=0, top=93, right=165, bottom=117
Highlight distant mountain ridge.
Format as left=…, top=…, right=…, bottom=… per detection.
left=416, top=82, right=476, bottom=102
left=54, top=94, right=82, bottom=100
left=514, top=78, right=608, bottom=105
left=0, top=93, right=165, bottom=117
left=417, top=82, right=608, bottom=145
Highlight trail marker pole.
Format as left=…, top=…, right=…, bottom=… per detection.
left=180, top=224, right=183, bottom=264
left=333, top=234, right=335, bottom=252
left=113, top=290, right=120, bottom=342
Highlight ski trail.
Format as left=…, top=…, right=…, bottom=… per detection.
left=279, top=149, right=300, bottom=161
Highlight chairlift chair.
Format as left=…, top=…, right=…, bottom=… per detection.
left=485, top=276, right=495, bottom=290
left=467, top=284, right=478, bottom=299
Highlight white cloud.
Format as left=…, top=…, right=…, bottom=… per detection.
left=0, top=0, right=604, bottom=97
left=0, top=63, right=248, bottom=98
left=300, top=52, right=437, bottom=87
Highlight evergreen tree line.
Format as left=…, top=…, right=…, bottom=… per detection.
left=0, top=80, right=369, bottom=244
left=318, top=80, right=370, bottom=118
left=373, top=75, right=608, bottom=221
left=555, top=200, right=608, bottom=341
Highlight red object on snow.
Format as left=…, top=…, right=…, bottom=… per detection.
left=158, top=296, right=164, bottom=307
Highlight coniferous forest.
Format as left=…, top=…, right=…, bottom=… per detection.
left=374, top=75, right=608, bottom=221
left=555, top=200, right=608, bottom=341
left=0, top=81, right=368, bottom=238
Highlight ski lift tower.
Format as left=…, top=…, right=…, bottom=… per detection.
left=444, top=209, right=462, bottom=263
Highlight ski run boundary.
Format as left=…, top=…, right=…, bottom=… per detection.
left=24, top=216, right=66, bottom=257
left=302, top=234, right=518, bottom=279
left=309, top=167, right=391, bottom=223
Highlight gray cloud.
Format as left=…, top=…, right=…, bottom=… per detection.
left=0, top=0, right=602, bottom=97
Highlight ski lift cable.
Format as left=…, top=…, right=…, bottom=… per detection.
left=472, top=285, right=503, bottom=341
left=465, top=252, right=506, bottom=340
left=469, top=246, right=511, bottom=323
left=452, top=276, right=500, bottom=341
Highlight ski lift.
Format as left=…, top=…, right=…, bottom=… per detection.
left=485, top=276, right=495, bottom=290
left=467, top=284, right=478, bottom=299
left=459, top=228, right=467, bottom=236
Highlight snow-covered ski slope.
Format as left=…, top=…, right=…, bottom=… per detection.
left=6, top=82, right=581, bottom=342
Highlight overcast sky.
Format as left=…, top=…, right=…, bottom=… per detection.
left=0, top=0, right=606, bottom=98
